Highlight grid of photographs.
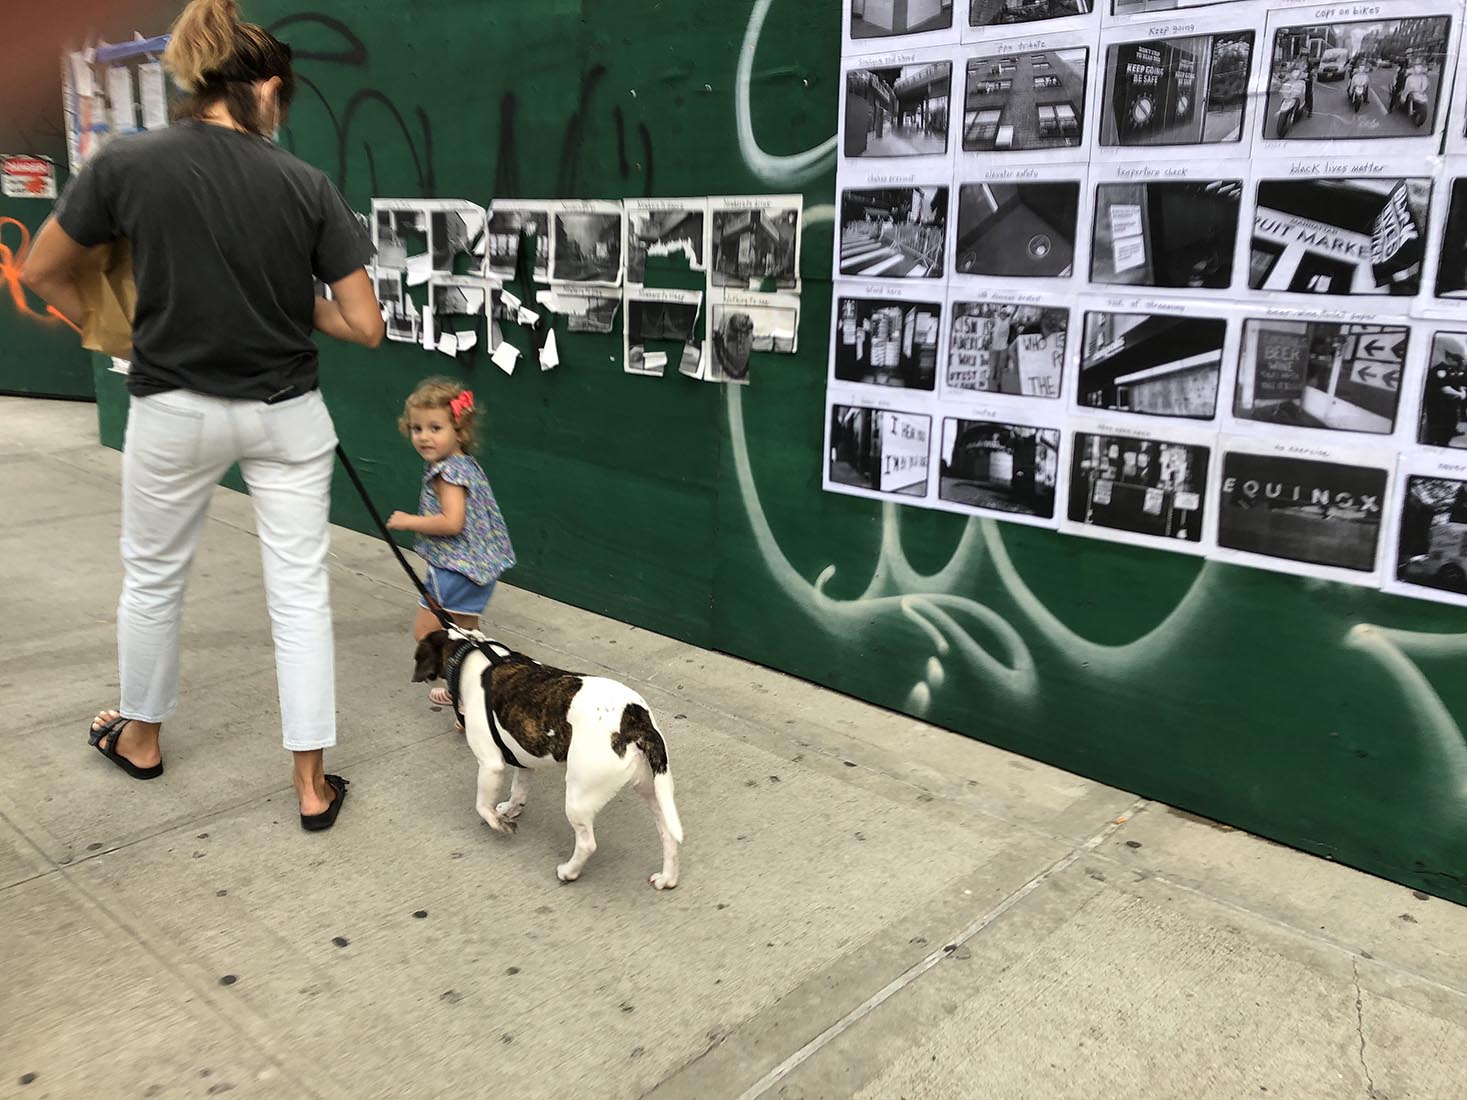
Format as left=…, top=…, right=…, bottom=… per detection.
left=831, top=0, right=1467, bottom=604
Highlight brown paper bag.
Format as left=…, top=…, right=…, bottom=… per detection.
left=77, top=238, right=136, bottom=360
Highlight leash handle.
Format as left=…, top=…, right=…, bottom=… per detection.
left=334, top=442, right=455, bottom=631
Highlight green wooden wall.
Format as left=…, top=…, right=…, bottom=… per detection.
left=67, top=1, right=1467, bottom=904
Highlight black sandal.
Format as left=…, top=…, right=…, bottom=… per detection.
left=87, top=715, right=164, bottom=781
left=301, top=774, right=350, bottom=832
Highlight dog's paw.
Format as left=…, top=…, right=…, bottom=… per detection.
left=556, top=863, right=581, bottom=883
left=495, top=800, right=524, bottom=821
left=479, top=810, right=517, bottom=835
left=649, top=872, right=678, bottom=891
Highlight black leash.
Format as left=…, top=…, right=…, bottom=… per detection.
left=333, top=442, right=454, bottom=632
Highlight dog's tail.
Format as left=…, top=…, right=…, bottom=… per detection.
left=623, top=704, right=684, bottom=845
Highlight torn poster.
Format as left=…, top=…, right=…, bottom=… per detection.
left=551, top=201, right=625, bottom=287
left=428, top=274, right=495, bottom=358
left=486, top=202, right=550, bottom=282
left=624, top=198, right=708, bottom=286
left=375, top=267, right=419, bottom=344
left=625, top=288, right=702, bottom=377
left=679, top=341, right=705, bottom=380
left=716, top=290, right=799, bottom=354
left=492, top=341, right=520, bottom=375
left=537, top=286, right=622, bottom=334
left=540, top=329, right=559, bottom=370
left=708, top=195, right=803, bottom=292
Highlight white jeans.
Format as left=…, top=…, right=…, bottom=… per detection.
left=119, top=389, right=338, bottom=750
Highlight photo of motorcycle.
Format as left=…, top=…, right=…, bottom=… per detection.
left=1276, top=70, right=1307, bottom=137
left=1396, top=63, right=1431, bottom=127
left=1347, top=66, right=1370, bottom=113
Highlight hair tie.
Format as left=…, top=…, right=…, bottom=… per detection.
left=449, top=390, right=475, bottom=423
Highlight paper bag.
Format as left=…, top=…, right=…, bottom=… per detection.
left=77, top=238, right=136, bottom=360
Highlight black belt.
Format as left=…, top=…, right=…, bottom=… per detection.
left=445, top=638, right=525, bottom=769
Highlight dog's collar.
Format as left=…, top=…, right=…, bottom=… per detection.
left=443, top=637, right=525, bottom=770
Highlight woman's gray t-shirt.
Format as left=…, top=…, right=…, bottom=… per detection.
left=55, top=120, right=373, bottom=402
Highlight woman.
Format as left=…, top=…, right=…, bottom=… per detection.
left=22, top=0, right=384, bottom=830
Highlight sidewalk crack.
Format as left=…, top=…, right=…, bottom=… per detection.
left=1353, top=960, right=1379, bottom=1100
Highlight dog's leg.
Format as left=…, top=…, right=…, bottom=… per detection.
left=496, top=768, right=531, bottom=822
left=637, top=770, right=682, bottom=890
left=475, top=759, right=515, bottom=835
left=556, top=784, right=617, bottom=883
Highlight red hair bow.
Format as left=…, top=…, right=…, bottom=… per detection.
left=449, top=390, right=475, bottom=422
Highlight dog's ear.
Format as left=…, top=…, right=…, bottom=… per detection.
left=412, top=630, right=449, bottom=682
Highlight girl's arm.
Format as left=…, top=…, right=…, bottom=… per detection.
left=386, top=479, right=466, bottom=536
left=20, top=217, right=90, bottom=326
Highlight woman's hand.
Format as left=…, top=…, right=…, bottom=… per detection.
left=386, top=511, right=417, bottom=532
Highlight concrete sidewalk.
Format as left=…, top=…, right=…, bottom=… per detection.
left=2, top=395, right=1465, bottom=1100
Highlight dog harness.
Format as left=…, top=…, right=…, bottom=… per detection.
left=445, top=637, right=526, bottom=769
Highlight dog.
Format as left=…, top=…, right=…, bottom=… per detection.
left=412, top=629, right=683, bottom=889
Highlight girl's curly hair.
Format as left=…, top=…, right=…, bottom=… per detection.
left=399, top=377, right=479, bottom=452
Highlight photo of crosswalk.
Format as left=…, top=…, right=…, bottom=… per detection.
left=838, top=186, right=948, bottom=279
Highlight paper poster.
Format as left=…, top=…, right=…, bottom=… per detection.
left=107, top=66, right=138, bottom=134
left=0, top=155, right=57, bottom=199
left=550, top=200, right=625, bottom=287
left=961, top=0, right=1096, bottom=42
left=625, top=288, right=702, bottom=377
left=1074, top=295, right=1236, bottom=422
left=930, top=406, right=1066, bottom=530
left=1060, top=417, right=1216, bottom=554
left=955, top=30, right=1092, bottom=169
left=624, top=198, right=707, bottom=286
left=842, top=47, right=956, bottom=173
left=844, top=0, right=960, bottom=54
left=823, top=396, right=935, bottom=502
left=837, top=182, right=949, bottom=281
left=950, top=166, right=1088, bottom=291
left=1208, top=433, right=1394, bottom=587
left=487, top=202, right=550, bottom=282
left=1381, top=451, right=1467, bottom=607
left=829, top=281, right=942, bottom=393
left=942, top=290, right=1070, bottom=403
left=709, top=195, right=803, bottom=292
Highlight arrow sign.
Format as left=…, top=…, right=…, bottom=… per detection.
left=1349, top=362, right=1401, bottom=391
left=1354, top=332, right=1406, bottom=363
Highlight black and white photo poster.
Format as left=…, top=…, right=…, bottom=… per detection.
left=1076, top=301, right=1228, bottom=420
left=624, top=199, right=706, bottom=286
left=965, top=0, right=1095, bottom=40
left=1096, top=20, right=1254, bottom=153
left=839, top=186, right=949, bottom=279
left=937, top=413, right=1062, bottom=526
left=1423, top=169, right=1467, bottom=312
left=959, top=35, right=1089, bottom=162
left=1063, top=423, right=1213, bottom=552
left=1256, top=4, right=1458, bottom=155
left=831, top=285, right=943, bottom=392
left=844, top=52, right=954, bottom=161
left=1248, top=171, right=1432, bottom=300
left=846, top=0, right=958, bottom=50
left=825, top=400, right=934, bottom=500
left=1417, top=331, right=1467, bottom=450
left=487, top=203, right=550, bottom=282
left=953, top=172, right=1084, bottom=286
left=550, top=201, right=625, bottom=287
left=1231, top=315, right=1409, bottom=437
left=710, top=196, right=802, bottom=291
left=1383, top=452, right=1467, bottom=607
left=1211, top=437, right=1392, bottom=585
left=1090, top=171, right=1242, bottom=291
left=944, top=294, right=1068, bottom=401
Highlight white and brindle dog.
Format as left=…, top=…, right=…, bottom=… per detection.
left=413, top=628, right=683, bottom=889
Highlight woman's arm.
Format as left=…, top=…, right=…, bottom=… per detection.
left=387, top=480, right=466, bottom=536
left=315, top=268, right=385, bottom=348
left=19, top=217, right=90, bottom=326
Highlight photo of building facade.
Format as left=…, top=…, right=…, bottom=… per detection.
left=940, top=420, right=1060, bottom=517
left=962, top=49, right=1087, bottom=152
left=711, top=206, right=799, bottom=289
left=1079, top=311, right=1225, bottom=418
left=846, top=62, right=951, bottom=158
left=1099, top=32, right=1252, bottom=146
left=1068, top=432, right=1210, bottom=541
left=1234, top=320, right=1407, bottom=435
left=1217, top=451, right=1387, bottom=572
left=833, top=296, right=942, bottom=390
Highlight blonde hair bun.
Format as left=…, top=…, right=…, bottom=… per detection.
left=164, top=0, right=243, bottom=91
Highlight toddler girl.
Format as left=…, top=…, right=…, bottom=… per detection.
left=388, top=378, right=516, bottom=706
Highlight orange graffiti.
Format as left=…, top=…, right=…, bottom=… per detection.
left=0, top=217, right=82, bottom=332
